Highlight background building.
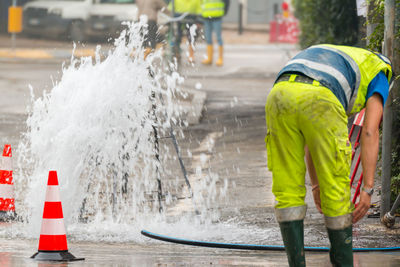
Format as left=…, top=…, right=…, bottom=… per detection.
left=224, top=0, right=285, bottom=30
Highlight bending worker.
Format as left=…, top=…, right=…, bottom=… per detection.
left=265, top=44, right=392, bottom=266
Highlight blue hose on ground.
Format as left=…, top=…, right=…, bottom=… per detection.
left=141, top=230, right=400, bottom=252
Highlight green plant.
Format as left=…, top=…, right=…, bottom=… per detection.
left=390, top=174, right=400, bottom=213
left=292, top=0, right=359, bottom=48
left=365, top=0, right=385, bottom=51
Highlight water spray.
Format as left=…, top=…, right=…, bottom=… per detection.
left=14, top=20, right=192, bottom=230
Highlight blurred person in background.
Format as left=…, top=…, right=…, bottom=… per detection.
left=137, top=0, right=169, bottom=58
left=169, top=0, right=201, bottom=63
left=201, top=0, right=229, bottom=67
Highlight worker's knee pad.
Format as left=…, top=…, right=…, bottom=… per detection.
left=325, top=213, right=352, bottom=230
left=275, top=205, right=307, bottom=222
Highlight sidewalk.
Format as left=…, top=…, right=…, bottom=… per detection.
left=0, top=30, right=297, bottom=128
left=0, top=29, right=283, bottom=60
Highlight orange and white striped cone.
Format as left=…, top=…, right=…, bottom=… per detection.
left=0, top=144, right=16, bottom=222
left=0, top=252, right=11, bottom=267
left=31, top=171, right=84, bottom=262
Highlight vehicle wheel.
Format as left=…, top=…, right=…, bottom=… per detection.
left=69, top=20, right=86, bottom=42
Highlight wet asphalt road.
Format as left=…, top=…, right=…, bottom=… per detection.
left=0, top=43, right=400, bottom=266
left=3, top=237, right=400, bottom=267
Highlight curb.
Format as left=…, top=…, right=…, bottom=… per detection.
left=0, top=44, right=298, bottom=60
left=0, top=48, right=95, bottom=60
left=185, top=89, right=207, bottom=125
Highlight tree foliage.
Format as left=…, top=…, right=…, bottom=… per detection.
left=292, top=0, right=359, bottom=48
left=366, top=0, right=400, bottom=209
left=365, top=0, right=385, bottom=51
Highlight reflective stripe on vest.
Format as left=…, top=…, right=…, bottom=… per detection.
left=277, top=44, right=392, bottom=115
left=323, top=44, right=392, bottom=115
left=202, top=0, right=225, bottom=18
left=313, top=45, right=361, bottom=112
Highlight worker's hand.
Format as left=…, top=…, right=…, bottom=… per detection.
left=312, top=186, right=323, bottom=214
left=352, top=191, right=371, bottom=223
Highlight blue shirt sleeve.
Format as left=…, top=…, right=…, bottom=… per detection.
left=366, top=71, right=389, bottom=106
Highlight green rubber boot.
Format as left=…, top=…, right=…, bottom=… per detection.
left=327, top=226, right=353, bottom=267
left=279, top=220, right=306, bottom=267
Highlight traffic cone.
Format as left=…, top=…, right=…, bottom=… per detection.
left=0, top=252, right=11, bottom=267
left=0, top=144, right=16, bottom=222
left=31, top=171, right=84, bottom=262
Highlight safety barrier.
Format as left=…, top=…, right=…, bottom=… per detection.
left=0, top=144, right=16, bottom=222
left=349, top=109, right=366, bottom=204
left=269, top=18, right=299, bottom=44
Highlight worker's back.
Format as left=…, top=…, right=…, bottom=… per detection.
left=277, top=44, right=392, bottom=115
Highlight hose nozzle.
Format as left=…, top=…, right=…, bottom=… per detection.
left=381, top=212, right=396, bottom=228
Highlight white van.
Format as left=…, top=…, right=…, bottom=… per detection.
left=83, top=0, right=138, bottom=41
left=23, top=0, right=95, bottom=41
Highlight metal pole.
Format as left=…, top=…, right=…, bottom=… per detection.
left=171, top=0, right=179, bottom=60
left=11, top=0, right=17, bottom=50
left=366, top=1, right=377, bottom=45
left=273, top=3, right=279, bottom=18
left=151, top=90, right=163, bottom=213
left=381, top=96, right=393, bottom=218
left=11, top=33, right=16, bottom=51
left=381, top=0, right=397, bottom=219
left=238, top=2, right=243, bottom=35
left=170, top=128, right=192, bottom=197
left=389, top=193, right=400, bottom=215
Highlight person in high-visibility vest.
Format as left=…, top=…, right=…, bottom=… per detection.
left=265, top=44, right=393, bottom=267
left=201, top=0, right=229, bottom=67
left=169, top=0, right=201, bottom=63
